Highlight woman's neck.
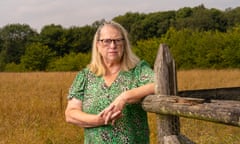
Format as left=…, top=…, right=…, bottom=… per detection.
left=108, top=67, right=121, bottom=75
left=104, top=63, right=121, bottom=75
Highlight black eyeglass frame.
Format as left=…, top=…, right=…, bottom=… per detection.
left=98, top=38, right=124, bottom=46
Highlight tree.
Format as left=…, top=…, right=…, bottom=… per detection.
left=0, top=24, right=38, bottom=65
left=132, top=38, right=161, bottom=67
left=221, top=26, right=240, bottom=68
left=224, top=7, right=240, bottom=28
left=130, top=11, right=175, bottom=43
left=176, top=7, right=193, bottom=18
left=0, top=49, right=7, bottom=71
left=66, top=25, right=95, bottom=53
left=21, top=43, right=55, bottom=71
left=47, top=52, right=91, bottom=71
left=113, top=12, right=146, bottom=33
left=174, top=5, right=228, bottom=32
left=91, top=19, right=106, bottom=28
left=39, top=24, right=67, bottom=56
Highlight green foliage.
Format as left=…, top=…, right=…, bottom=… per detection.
left=221, top=26, right=240, bottom=68
left=39, top=24, right=67, bottom=56
left=0, top=49, right=7, bottom=71
left=160, top=28, right=196, bottom=69
left=176, top=7, right=193, bottom=18
left=21, top=43, right=56, bottom=71
left=39, top=24, right=95, bottom=57
left=160, top=26, right=240, bottom=69
left=225, top=7, right=240, bottom=27
left=1, top=5, right=240, bottom=71
left=113, top=12, right=146, bottom=38
left=0, top=24, right=38, bottom=64
left=47, top=52, right=91, bottom=71
left=132, top=38, right=161, bottom=67
left=130, top=11, right=175, bottom=44
left=4, top=62, right=25, bottom=72
left=174, top=5, right=227, bottom=32
left=66, top=26, right=96, bottom=53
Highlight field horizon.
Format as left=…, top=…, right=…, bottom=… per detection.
left=0, top=69, right=240, bottom=144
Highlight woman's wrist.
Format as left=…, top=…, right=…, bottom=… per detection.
left=120, top=91, right=128, bottom=105
left=96, top=114, right=105, bottom=126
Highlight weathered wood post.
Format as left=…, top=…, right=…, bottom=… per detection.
left=142, top=44, right=240, bottom=143
left=153, top=44, right=181, bottom=144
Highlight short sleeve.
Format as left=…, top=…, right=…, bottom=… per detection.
left=67, top=69, right=87, bottom=101
left=134, top=60, right=154, bottom=86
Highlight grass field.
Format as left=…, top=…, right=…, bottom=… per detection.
left=0, top=70, right=240, bottom=144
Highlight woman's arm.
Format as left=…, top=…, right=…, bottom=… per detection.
left=65, top=98, right=106, bottom=128
left=122, top=82, right=155, bottom=104
left=112, top=83, right=155, bottom=109
left=102, top=83, right=155, bottom=124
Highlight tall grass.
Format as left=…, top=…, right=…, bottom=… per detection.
left=149, top=69, right=240, bottom=144
left=0, top=70, right=239, bottom=144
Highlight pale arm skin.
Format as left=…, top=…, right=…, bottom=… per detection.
left=101, top=83, right=155, bottom=124
left=65, top=83, right=154, bottom=127
left=65, top=98, right=122, bottom=128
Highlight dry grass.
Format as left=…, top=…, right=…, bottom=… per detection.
left=0, top=70, right=239, bottom=144
left=0, top=72, right=83, bottom=144
left=148, top=69, right=240, bottom=144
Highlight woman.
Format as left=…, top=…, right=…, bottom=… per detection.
left=65, top=21, right=155, bottom=143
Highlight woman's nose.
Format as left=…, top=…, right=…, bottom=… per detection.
left=109, top=41, right=117, bottom=48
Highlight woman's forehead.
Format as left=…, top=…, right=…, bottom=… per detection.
left=100, top=25, right=122, bottom=37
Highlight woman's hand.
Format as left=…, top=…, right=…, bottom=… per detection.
left=100, top=92, right=127, bottom=125
left=65, top=98, right=108, bottom=127
left=99, top=105, right=122, bottom=125
left=111, top=92, right=127, bottom=112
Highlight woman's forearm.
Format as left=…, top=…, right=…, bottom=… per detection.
left=65, top=109, right=105, bottom=128
left=92, top=83, right=155, bottom=125
left=123, top=83, right=155, bottom=104
left=65, top=98, right=105, bottom=128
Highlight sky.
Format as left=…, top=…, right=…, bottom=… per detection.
left=1, top=0, right=240, bottom=32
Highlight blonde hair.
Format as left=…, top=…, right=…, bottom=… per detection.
left=87, top=21, right=140, bottom=76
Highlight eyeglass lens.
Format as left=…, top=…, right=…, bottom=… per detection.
left=99, top=39, right=124, bottom=45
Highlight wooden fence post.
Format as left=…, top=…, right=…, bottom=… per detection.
left=154, top=44, right=181, bottom=144
left=142, top=43, right=240, bottom=143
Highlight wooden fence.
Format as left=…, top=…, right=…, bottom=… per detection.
left=141, top=44, right=240, bottom=144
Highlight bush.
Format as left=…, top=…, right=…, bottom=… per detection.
left=47, top=52, right=91, bottom=71
left=4, top=62, right=26, bottom=72
left=21, top=43, right=56, bottom=71
left=132, top=38, right=161, bottom=67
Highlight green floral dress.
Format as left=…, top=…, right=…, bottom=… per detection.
left=68, top=60, right=154, bottom=144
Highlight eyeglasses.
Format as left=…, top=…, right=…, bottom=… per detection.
left=98, top=38, right=124, bottom=46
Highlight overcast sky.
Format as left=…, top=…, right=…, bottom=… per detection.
left=1, top=0, right=240, bottom=31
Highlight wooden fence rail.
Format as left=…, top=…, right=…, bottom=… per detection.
left=178, top=87, right=240, bottom=101
left=141, top=44, right=240, bottom=144
left=142, top=94, right=240, bottom=127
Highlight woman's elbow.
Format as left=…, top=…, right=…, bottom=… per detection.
left=65, top=109, right=73, bottom=123
left=65, top=116, right=72, bottom=123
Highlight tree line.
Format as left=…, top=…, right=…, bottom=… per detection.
left=0, top=4, right=240, bottom=71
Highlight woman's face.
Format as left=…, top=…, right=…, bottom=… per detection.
left=97, top=25, right=124, bottom=64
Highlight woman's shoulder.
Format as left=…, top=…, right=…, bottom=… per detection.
left=75, top=68, right=91, bottom=78
left=76, top=68, right=99, bottom=80
left=128, top=60, right=153, bottom=74
left=127, top=60, right=154, bottom=84
left=77, top=67, right=91, bottom=74
left=134, top=60, right=152, bottom=70
left=137, top=60, right=151, bottom=67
